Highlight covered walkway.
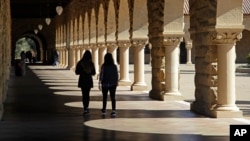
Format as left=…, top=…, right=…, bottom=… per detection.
left=0, top=64, right=250, bottom=141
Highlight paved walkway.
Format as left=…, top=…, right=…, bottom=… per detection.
left=0, top=64, right=250, bottom=141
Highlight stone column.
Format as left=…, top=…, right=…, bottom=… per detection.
left=106, top=41, right=118, bottom=64
left=210, top=0, right=243, bottom=118
left=118, top=41, right=131, bottom=86
left=190, top=0, right=243, bottom=118
left=185, top=41, right=192, bottom=65
left=67, top=47, right=75, bottom=70
left=91, top=45, right=99, bottom=77
left=147, top=0, right=165, bottom=100
left=162, top=35, right=182, bottom=100
left=58, top=48, right=62, bottom=66
left=72, top=47, right=77, bottom=70
left=63, top=48, right=68, bottom=68
left=98, top=43, right=107, bottom=70
left=60, top=48, right=65, bottom=67
left=65, top=48, right=69, bottom=68
left=131, top=39, right=148, bottom=91
left=211, top=31, right=243, bottom=117
left=162, top=0, right=184, bottom=100
left=0, top=0, right=11, bottom=120
left=75, top=46, right=81, bottom=63
left=80, top=47, right=85, bottom=58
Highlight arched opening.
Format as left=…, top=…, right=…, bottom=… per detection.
left=179, top=41, right=187, bottom=64
left=145, top=43, right=151, bottom=64
left=13, top=32, right=48, bottom=65
left=14, top=37, right=38, bottom=63
left=236, top=29, right=250, bottom=63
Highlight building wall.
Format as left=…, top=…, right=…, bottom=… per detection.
left=0, top=0, right=11, bottom=120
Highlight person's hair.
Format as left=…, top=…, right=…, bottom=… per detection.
left=104, top=53, right=114, bottom=66
left=81, top=50, right=93, bottom=73
left=82, top=50, right=92, bottom=62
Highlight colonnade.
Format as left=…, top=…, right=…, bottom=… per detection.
left=0, top=0, right=244, bottom=119
left=53, top=0, right=244, bottom=118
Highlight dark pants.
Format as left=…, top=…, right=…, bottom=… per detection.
left=101, top=85, right=117, bottom=111
left=81, top=87, right=91, bottom=111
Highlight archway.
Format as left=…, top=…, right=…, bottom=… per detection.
left=236, top=29, right=250, bottom=63
left=179, top=41, right=187, bottom=64
left=14, top=37, right=37, bottom=63
left=13, top=33, right=46, bottom=64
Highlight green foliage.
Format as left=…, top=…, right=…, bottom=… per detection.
left=14, top=37, right=37, bottom=59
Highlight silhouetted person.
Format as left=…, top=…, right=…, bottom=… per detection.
left=53, top=50, right=59, bottom=66
left=20, top=51, right=26, bottom=76
left=99, top=53, right=119, bottom=117
left=75, top=50, right=96, bottom=115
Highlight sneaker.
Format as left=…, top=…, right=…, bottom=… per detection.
left=101, top=110, right=106, bottom=116
left=110, top=111, right=116, bottom=117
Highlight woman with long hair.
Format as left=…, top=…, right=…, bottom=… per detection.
left=75, top=50, right=96, bottom=115
left=99, top=53, right=119, bottom=117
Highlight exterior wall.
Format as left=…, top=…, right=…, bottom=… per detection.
left=0, top=0, right=11, bottom=120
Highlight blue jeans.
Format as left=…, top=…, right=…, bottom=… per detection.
left=101, top=85, right=117, bottom=111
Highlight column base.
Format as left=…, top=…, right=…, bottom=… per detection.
left=60, top=64, right=68, bottom=68
left=149, top=89, right=164, bottom=101
left=118, top=80, right=131, bottom=86
left=131, top=82, right=148, bottom=91
left=162, top=91, right=183, bottom=101
left=70, top=66, right=76, bottom=71
left=210, top=105, right=243, bottom=118
left=211, top=110, right=243, bottom=118
left=95, top=73, right=100, bottom=80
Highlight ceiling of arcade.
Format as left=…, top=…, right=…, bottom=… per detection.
left=11, top=0, right=73, bottom=18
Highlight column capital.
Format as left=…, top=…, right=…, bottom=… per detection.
left=82, top=44, right=90, bottom=50
left=117, top=40, right=131, bottom=48
left=163, top=34, right=183, bottom=46
left=97, top=43, right=106, bottom=48
left=211, top=30, right=242, bottom=44
left=185, top=41, right=193, bottom=49
left=132, top=38, right=148, bottom=47
left=89, top=43, right=97, bottom=49
left=106, top=41, right=117, bottom=48
left=68, top=46, right=74, bottom=50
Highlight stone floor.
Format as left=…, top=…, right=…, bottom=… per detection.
left=0, top=64, right=250, bottom=141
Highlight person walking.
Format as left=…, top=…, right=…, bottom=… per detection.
left=75, top=50, right=96, bottom=115
left=99, top=53, right=119, bottom=117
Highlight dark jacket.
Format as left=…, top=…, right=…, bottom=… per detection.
left=75, top=61, right=96, bottom=89
left=99, top=64, right=118, bottom=87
